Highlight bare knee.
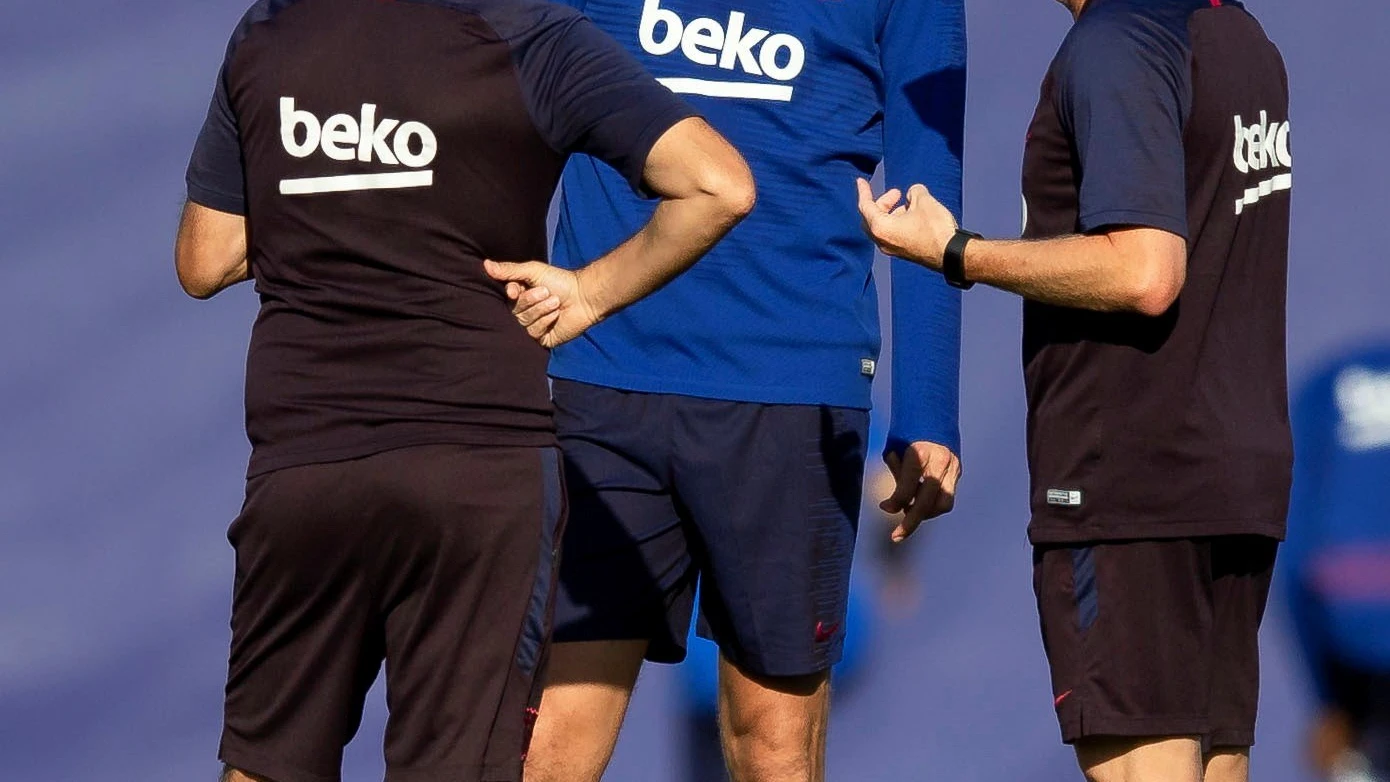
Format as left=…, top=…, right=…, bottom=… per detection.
left=1075, top=736, right=1203, bottom=782
left=717, top=658, right=830, bottom=782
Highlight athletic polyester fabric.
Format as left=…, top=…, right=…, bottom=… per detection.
left=185, top=0, right=694, bottom=477
left=548, top=0, right=967, bottom=456
left=1034, top=536, right=1277, bottom=747
left=221, top=445, right=566, bottom=782
left=548, top=379, right=868, bottom=677
left=1021, top=0, right=1293, bottom=543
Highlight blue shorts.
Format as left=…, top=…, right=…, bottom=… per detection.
left=549, top=379, right=869, bottom=678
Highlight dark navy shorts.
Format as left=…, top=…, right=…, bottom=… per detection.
left=549, top=379, right=869, bottom=678
left=1033, top=536, right=1278, bottom=748
left=221, top=445, right=566, bottom=782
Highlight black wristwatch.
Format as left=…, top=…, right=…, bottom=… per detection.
left=942, top=228, right=981, bottom=290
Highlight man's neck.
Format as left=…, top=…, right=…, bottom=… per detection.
left=1066, top=0, right=1091, bottom=20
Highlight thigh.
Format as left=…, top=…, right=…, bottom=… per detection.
left=1207, top=535, right=1279, bottom=750
left=1034, top=539, right=1215, bottom=744
left=550, top=379, right=697, bottom=665
left=375, top=445, right=566, bottom=782
left=221, top=461, right=388, bottom=782
left=675, top=402, right=869, bottom=678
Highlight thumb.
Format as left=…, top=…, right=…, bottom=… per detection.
left=906, top=183, right=930, bottom=210
left=483, top=259, right=543, bottom=284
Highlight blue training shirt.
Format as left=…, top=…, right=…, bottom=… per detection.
left=548, top=0, right=966, bottom=456
left=1282, top=345, right=1390, bottom=702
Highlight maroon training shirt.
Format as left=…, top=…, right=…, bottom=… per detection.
left=185, top=0, right=695, bottom=477
left=1020, top=0, right=1293, bottom=544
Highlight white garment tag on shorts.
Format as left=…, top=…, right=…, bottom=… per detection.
left=860, top=358, right=876, bottom=377
left=1046, top=489, right=1084, bottom=507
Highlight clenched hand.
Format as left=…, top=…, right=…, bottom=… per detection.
left=880, top=440, right=962, bottom=543
left=483, top=260, right=604, bottom=349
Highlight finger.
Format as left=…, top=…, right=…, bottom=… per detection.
left=892, top=516, right=922, bottom=544
left=878, top=452, right=903, bottom=510
left=511, top=285, right=552, bottom=315
left=505, top=282, right=524, bottom=302
left=880, top=452, right=921, bottom=514
left=876, top=188, right=903, bottom=211
left=515, top=296, right=561, bottom=328
left=855, top=177, right=876, bottom=205
left=933, top=456, right=962, bottom=516
left=525, top=309, right=561, bottom=340
left=883, top=450, right=902, bottom=474
left=856, top=178, right=881, bottom=223
left=893, top=479, right=942, bottom=543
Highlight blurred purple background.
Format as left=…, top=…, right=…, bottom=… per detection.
left=3, top=1, right=1388, bottom=779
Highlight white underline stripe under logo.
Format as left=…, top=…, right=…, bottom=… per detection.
left=657, top=77, right=793, bottom=102
left=279, top=170, right=434, bottom=195
left=1234, top=172, right=1291, bottom=215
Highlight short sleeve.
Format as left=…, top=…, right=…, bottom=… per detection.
left=509, top=11, right=697, bottom=195
left=185, top=66, right=246, bottom=215
left=1056, top=19, right=1191, bottom=238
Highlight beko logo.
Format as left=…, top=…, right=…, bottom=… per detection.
left=278, top=98, right=437, bottom=195
left=1232, top=111, right=1291, bottom=215
left=638, top=0, right=805, bottom=102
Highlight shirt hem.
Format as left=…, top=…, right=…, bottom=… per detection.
left=247, top=428, right=556, bottom=478
left=1078, top=208, right=1188, bottom=240
left=187, top=182, right=246, bottom=216
left=547, top=364, right=871, bottom=410
left=622, top=104, right=700, bottom=197
left=1027, top=516, right=1287, bottom=545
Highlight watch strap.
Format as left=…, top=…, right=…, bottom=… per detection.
left=943, top=228, right=981, bottom=290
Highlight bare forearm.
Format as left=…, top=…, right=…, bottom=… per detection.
left=577, top=193, right=742, bottom=319
left=963, top=234, right=1144, bottom=312
left=856, top=181, right=1188, bottom=317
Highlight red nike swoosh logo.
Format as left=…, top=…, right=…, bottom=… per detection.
left=1054, top=690, right=1073, bottom=708
left=815, top=621, right=839, bottom=643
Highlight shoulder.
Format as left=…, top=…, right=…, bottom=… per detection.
left=225, top=0, right=309, bottom=59
left=1055, top=0, right=1197, bottom=81
left=416, top=0, right=584, bottom=44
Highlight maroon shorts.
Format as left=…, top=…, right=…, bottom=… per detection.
left=219, top=445, right=566, bottom=782
left=1033, top=535, right=1278, bottom=748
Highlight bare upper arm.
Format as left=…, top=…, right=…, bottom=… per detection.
left=640, top=117, right=756, bottom=217
left=1103, top=226, right=1187, bottom=316
left=175, top=200, right=248, bottom=299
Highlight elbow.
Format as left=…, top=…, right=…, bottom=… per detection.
left=175, top=255, right=220, bottom=300
left=708, top=158, right=757, bottom=226
left=725, top=165, right=758, bottom=222
left=1126, top=263, right=1185, bottom=317
left=179, top=276, right=219, bottom=300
